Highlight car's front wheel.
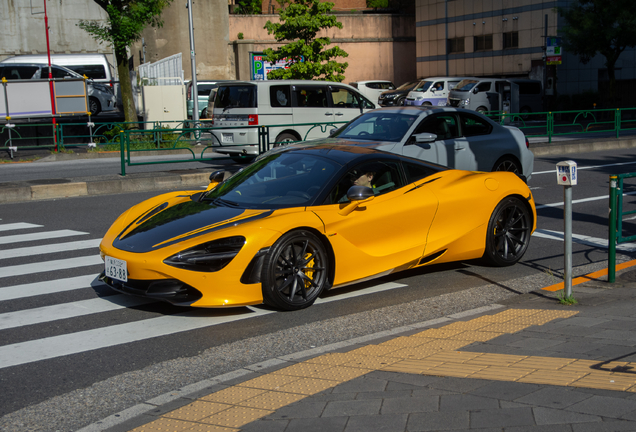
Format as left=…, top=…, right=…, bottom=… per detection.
left=89, top=97, right=101, bottom=116
left=274, top=132, right=298, bottom=147
left=483, top=197, right=532, bottom=266
left=261, top=230, right=329, bottom=311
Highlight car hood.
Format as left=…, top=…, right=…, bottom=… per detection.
left=266, top=137, right=399, bottom=154
left=113, top=198, right=272, bottom=253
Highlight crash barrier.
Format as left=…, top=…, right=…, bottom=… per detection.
left=493, top=107, right=636, bottom=143
left=608, top=173, right=636, bottom=282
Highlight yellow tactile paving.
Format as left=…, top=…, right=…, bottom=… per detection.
left=200, top=386, right=267, bottom=404
left=163, top=401, right=232, bottom=421
left=276, top=377, right=341, bottom=395
left=237, top=391, right=306, bottom=410
left=142, top=306, right=636, bottom=432
left=270, top=362, right=332, bottom=377
left=236, top=374, right=301, bottom=391
left=469, top=366, right=536, bottom=381
left=200, top=406, right=272, bottom=428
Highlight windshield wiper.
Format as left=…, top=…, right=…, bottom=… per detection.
left=211, top=197, right=240, bottom=207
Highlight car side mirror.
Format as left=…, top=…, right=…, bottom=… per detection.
left=329, top=128, right=338, bottom=137
left=339, top=186, right=375, bottom=216
left=206, top=170, right=229, bottom=191
left=408, top=132, right=437, bottom=145
left=472, top=87, right=479, bottom=94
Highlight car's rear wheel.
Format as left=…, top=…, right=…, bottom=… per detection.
left=89, top=97, right=101, bottom=116
left=274, top=132, right=298, bottom=147
left=492, top=157, right=521, bottom=175
left=483, top=197, right=532, bottom=266
left=476, top=106, right=488, bottom=114
left=261, top=230, right=329, bottom=311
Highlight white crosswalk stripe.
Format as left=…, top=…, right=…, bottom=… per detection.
left=0, top=220, right=410, bottom=371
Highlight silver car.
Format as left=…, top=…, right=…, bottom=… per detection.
left=0, top=62, right=117, bottom=116
left=299, top=106, right=534, bottom=182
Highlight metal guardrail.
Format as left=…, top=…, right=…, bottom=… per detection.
left=608, top=173, right=636, bottom=282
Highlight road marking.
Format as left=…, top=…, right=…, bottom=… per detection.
left=0, top=295, right=153, bottom=331
left=535, top=191, right=636, bottom=209
left=0, top=274, right=105, bottom=301
left=0, top=239, right=101, bottom=260
left=0, top=255, right=104, bottom=279
left=533, top=160, right=636, bottom=175
left=542, top=259, right=636, bottom=291
left=0, top=222, right=43, bottom=232
left=0, top=281, right=409, bottom=369
left=0, top=229, right=88, bottom=245
left=532, top=229, right=636, bottom=252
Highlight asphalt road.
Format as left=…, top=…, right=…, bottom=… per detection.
left=1, top=147, right=636, bottom=431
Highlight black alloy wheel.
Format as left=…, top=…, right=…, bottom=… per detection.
left=261, top=230, right=329, bottom=310
left=483, top=197, right=532, bottom=267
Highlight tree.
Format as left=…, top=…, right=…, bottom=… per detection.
left=559, top=0, right=636, bottom=101
left=78, top=0, right=173, bottom=125
left=263, top=0, right=348, bottom=82
left=234, top=0, right=262, bottom=14
left=367, top=0, right=388, bottom=10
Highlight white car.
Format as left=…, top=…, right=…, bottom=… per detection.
left=349, top=80, right=395, bottom=104
left=309, top=106, right=534, bottom=182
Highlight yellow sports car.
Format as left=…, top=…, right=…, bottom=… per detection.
left=99, top=145, right=536, bottom=311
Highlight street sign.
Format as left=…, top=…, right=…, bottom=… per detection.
left=546, top=37, right=562, bottom=65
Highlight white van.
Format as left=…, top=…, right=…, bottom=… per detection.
left=404, top=77, right=475, bottom=107
left=349, top=80, right=395, bottom=104
left=211, top=80, right=376, bottom=162
left=447, top=78, right=543, bottom=115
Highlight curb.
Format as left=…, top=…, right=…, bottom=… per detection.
left=0, top=172, right=210, bottom=204
left=530, top=136, right=636, bottom=156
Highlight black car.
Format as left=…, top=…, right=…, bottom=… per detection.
left=378, top=80, right=421, bottom=107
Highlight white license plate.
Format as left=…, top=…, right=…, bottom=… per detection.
left=222, top=133, right=234, bottom=143
left=105, top=256, right=128, bottom=282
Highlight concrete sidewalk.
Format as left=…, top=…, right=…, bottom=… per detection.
left=3, top=134, right=636, bottom=204
left=80, top=265, right=636, bottom=432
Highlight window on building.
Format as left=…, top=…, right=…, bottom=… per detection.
left=448, top=38, right=465, bottom=54
left=474, top=34, right=493, bottom=51
left=503, top=32, right=519, bottom=49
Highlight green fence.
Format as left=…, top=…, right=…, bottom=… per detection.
left=608, top=173, right=636, bottom=282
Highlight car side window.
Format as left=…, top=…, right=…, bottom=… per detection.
left=476, top=82, right=491, bottom=92
left=329, top=86, right=360, bottom=109
left=270, top=85, right=291, bottom=108
left=324, top=160, right=404, bottom=205
left=460, top=113, right=493, bottom=137
left=403, top=162, right=437, bottom=183
left=293, top=85, right=327, bottom=108
left=51, top=66, right=75, bottom=79
left=1, top=66, right=39, bottom=80
left=413, top=115, right=459, bottom=140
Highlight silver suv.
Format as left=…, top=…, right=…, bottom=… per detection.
left=0, top=63, right=117, bottom=116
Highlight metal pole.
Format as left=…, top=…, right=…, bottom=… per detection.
left=609, top=175, right=618, bottom=283
left=564, top=184, right=573, bottom=297
left=445, top=0, right=449, bottom=76
left=120, top=130, right=126, bottom=176
left=43, top=0, right=58, bottom=151
left=186, top=0, right=200, bottom=143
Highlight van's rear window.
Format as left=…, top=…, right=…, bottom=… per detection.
left=65, top=65, right=107, bottom=80
left=215, top=85, right=257, bottom=109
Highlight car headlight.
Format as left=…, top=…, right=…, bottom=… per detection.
left=164, top=236, right=245, bottom=272
left=416, top=96, right=423, bottom=101
left=461, top=99, right=469, bottom=106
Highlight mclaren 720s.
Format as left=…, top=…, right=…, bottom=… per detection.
left=99, top=144, right=536, bottom=311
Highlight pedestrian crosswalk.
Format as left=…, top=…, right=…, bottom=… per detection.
left=0, top=219, right=409, bottom=371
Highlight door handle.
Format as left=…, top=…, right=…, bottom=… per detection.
left=454, top=143, right=465, bottom=151
left=335, top=112, right=344, bottom=116
left=325, top=112, right=333, bottom=116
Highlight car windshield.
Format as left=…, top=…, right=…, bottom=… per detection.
left=396, top=80, right=419, bottom=90
left=332, top=112, right=420, bottom=142
left=413, top=81, right=433, bottom=92
left=203, top=153, right=340, bottom=209
left=455, top=79, right=478, bottom=91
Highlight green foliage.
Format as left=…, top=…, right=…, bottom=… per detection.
left=263, top=0, right=348, bottom=82
left=77, top=0, right=173, bottom=50
left=367, top=0, right=388, bottom=9
left=557, top=290, right=578, bottom=305
left=234, top=0, right=262, bottom=14
left=559, top=0, right=636, bottom=97
left=238, top=32, right=244, bottom=40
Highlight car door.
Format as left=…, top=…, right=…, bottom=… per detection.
left=328, top=85, right=375, bottom=123
left=291, top=84, right=333, bottom=140
left=457, top=111, right=497, bottom=172
left=402, top=113, right=474, bottom=171
left=311, top=159, right=438, bottom=286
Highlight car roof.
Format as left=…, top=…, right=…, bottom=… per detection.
left=217, top=80, right=358, bottom=87
left=0, top=62, right=80, bottom=74
left=351, top=80, right=393, bottom=84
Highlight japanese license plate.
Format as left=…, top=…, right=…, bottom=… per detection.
left=105, top=256, right=128, bottom=282
left=222, top=133, right=234, bottom=143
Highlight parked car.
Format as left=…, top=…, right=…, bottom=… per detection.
left=187, top=80, right=228, bottom=120
left=99, top=144, right=535, bottom=310
left=405, top=77, right=475, bottom=107
left=210, top=80, right=376, bottom=163
left=274, top=106, right=534, bottom=182
left=0, top=63, right=117, bottom=116
left=378, top=80, right=420, bottom=107
left=349, top=80, right=395, bottom=104
left=447, top=78, right=543, bottom=115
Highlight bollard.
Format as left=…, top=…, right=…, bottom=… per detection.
left=609, top=175, right=618, bottom=283
left=557, top=161, right=578, bottom=298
